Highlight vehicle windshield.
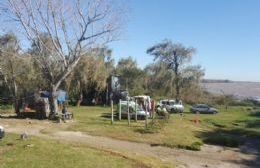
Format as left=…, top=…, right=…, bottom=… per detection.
left=161, top=101, right=167, bottom=105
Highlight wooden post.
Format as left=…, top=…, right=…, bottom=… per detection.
left=119, top=99, right=121, bottom=121
left=196, top=111, right=199, bottom=124
left=111, top=100, right=114, bottom=124
left=135, top=99, right=137, bottom=122
left=145, top=101, right=148, bottom=128
left=127, top=99, right=130, bottom=126
left=151, top=100, right=155, bottom=122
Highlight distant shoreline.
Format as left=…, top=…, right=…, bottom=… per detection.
left=202, top=80, right=260, bottom=99
left=202, top=79, right=260, bottom=84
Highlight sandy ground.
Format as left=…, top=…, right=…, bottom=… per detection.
left=1, top=118, right=260, bottom=168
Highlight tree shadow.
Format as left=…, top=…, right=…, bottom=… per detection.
left=100, top=112, right=114, bottom=119
left=197, top=127, right=260, bottom=167
left=249, top=111, right=260, bottom=117
left=196, top=107, right=260, bottom=166
left=0, top=112, right=49, bottom=120
left=245, top=119, right=260, bottom=128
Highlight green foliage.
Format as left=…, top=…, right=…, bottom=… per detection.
left=147, top=40, right=196, bottom=100
left=116, top=56, right=146, bottom=95
left=66, top=50, right=112, bottom=103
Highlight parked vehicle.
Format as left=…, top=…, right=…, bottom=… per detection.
left=0, top=126, right=5, bottom=139
left=119, top=100, right=149, bottom=119
left=159, top=99, right=184, bottom=113
left=190, top=104, right=218, bottom=114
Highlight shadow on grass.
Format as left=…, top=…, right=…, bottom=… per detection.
left=0, top=113, right=40, bottom=120
left=232, top=119, right=260, bottom=134
left=100, top=112, right=113, bottom=119
left=245, top=119, right=260, bottom=128
left=198, top=128, right=260, bottom=167
left=250, top=111, right=260, bottom=117
left=198, top=129, right=245, bottom=147
left=198, top=108, right=260, bottom=166
left=100, top=112, right=146, bottom=121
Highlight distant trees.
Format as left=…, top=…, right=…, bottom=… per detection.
left=66, top=47, right=113, bottom=106
left=147, top=40, right=195, bottom=100
left=3, top=0, right=125, bottom=116
left=180, top=65, right=205, bottom=103
left=144, top=62, right=174, bottom=98
left=116, top=56, right=145, bottom=95
left=0, top=30, right=206, bottom=112
left=0, top=33, right=35, bottom=114
left=0, top=2, right=208, bottom=112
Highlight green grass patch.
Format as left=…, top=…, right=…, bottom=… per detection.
left=0, top=133, right=156, bottom=168
left=64, top=105, right=260, bottom=150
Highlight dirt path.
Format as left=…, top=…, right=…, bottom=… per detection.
left=1, top=119, right=260, bottom=168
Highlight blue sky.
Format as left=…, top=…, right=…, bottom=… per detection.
left=109, top=0, right=260, bottom=82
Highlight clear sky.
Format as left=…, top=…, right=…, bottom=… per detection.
left=109, top=0, right=260, bottom=82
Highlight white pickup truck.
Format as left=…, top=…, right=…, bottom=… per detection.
left=159, top=99, right=184, bottom=113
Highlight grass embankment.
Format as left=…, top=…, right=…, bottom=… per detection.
left=69, top=105, right=260, bottom=150
left=0, top=133, right=172, bottom=168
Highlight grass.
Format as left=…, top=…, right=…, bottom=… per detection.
left=68, top=106, right=203, bottom=150
left=1, top=105, right=259, bottom=151
left=0, top=133, right=173, bottom=168
left=0, top=104, right=14, bottom=114
left=67, top=105, right=260, bottom=150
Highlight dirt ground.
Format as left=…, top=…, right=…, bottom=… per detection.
left=1, top=118, right=260, bottom=168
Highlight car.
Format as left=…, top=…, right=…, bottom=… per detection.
left=0, top=126, right=5, bottom=139
left=159, top=99, right=184, bottom=113
left=190, top=104, right=218, bottom=114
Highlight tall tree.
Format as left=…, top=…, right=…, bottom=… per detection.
left=147, top=40, right=195, bottom=100
left=0, top=33, right=33, bottom=114
left=66, top=47, right=112, bottom=106
left=144, top=62, right=175, bottom=98
left=180, top=65, right=205, bottom=103
left=116, top=56, right=145, bottom=95
left=3, top=0, right=125, bottom=116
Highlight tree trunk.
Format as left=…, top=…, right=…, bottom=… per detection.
left=174, top=62, right=180, bottom=101
left=9, top=60, right=20, bottom=115
left=77, top=91, right=83, bottom=107
left=12, top=79, right=20, bottom=115
left=49, top=84, right=58, bottom=118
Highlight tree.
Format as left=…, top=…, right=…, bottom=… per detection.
left=0, top=33, right=33, bottom=114
left=147, top=40, right=195, bottom=100
left=116, top=57, right=145, bottom=95
left=66, top=47, right=112, bottom=106
left=3, top=0, right=125, bottom=116
left=144, top=62, right=175, bottom=98
left=180, top=65, right=205, bottom=103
